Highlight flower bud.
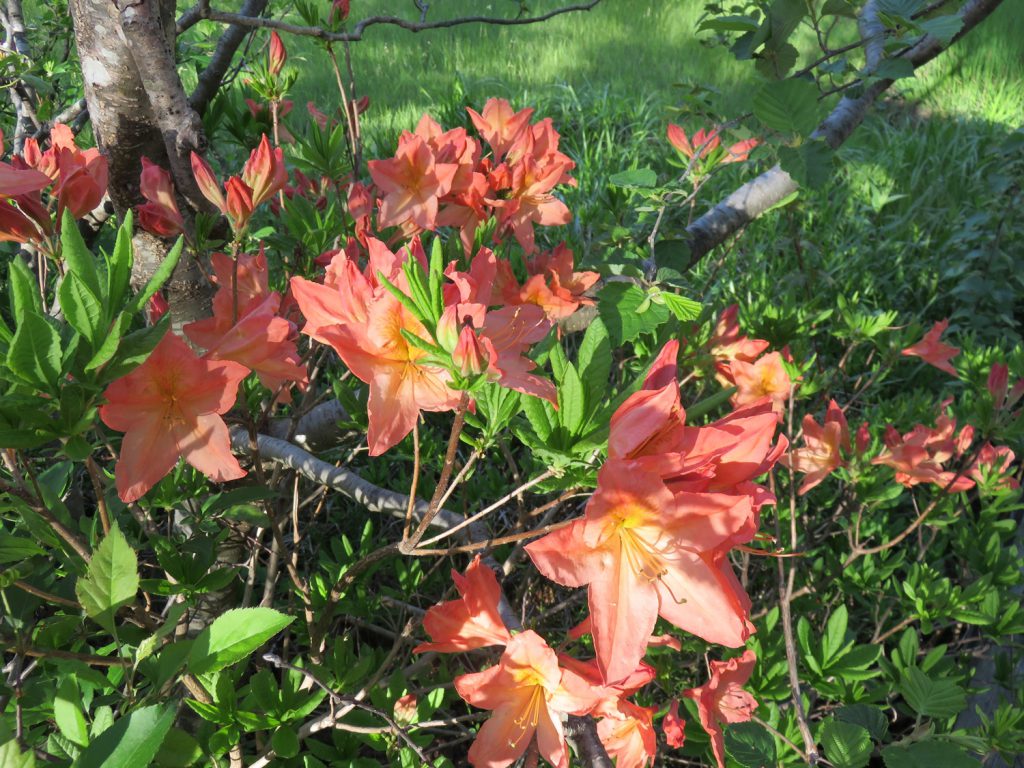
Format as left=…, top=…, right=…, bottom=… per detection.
left=453, top=325, right=488, bottom=377
left=268, top=31, right=287, bottom=77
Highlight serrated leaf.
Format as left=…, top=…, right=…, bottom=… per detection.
left=60, top=209, right=103, bottom=300
left=881, top=740, right=979, bottom=768
left=55, top=678, right=90, bottom=747
left=557, top=363, right=585, bottom=437
left=918, top=14, right=963, bottom=44
left=876, top=0, right=925, bottom=18
left=821, top=0, right=856, bottom=17
left=873, top=58, right=916, bottom=79
left=8, top=311, right=62, bottom=392
left=821, top=720, right=872, bottom=768
left=75, top=526, right=139, bottom=633
left=597, top=283, right=670, bottom=345
left=661, top=291, right=701, bottom=321
left=609, top=167, right=657, bottom=188
left=753, top=78, right=820, bottom=136
left=189, top=608, right=294, bottom=675
left=899, top=667, right=966, bottom=719
left=778, top=139, right=834, bottom=189
left=521, top=392, right=554, bottom=441
left=73, top=704, right=174, bottom=768
left=724, top=721, right=776, bottom=767
left=836, top=704, right=888, bottom=741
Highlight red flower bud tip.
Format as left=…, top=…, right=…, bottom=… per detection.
left=855, top=422, right=871, bottom=456
left=331, top=0, right=350, bottom=23
left=268, top=31, right=287, bottom=77
left=453, top=325, right=488, bottom=377
left=224, top=176, right=255, bottom=233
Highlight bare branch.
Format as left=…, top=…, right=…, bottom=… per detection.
left=193, top=1, right=603, bottom=43
left=858, top=0, right=885, bottom=72
left=188, top=0, right=270, bottom=116
left=678, top=0, right=1004, bottom=270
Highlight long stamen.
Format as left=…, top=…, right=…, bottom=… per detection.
left=509, top=685, right=544, bottom=747
left=620, top=528, right=668, bottom=582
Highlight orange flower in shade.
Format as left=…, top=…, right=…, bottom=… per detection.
left=0, top=161, right=50, bottom=198
left=871, top=414, right=976, bottom=492
left=667, top=124, right=720, bottom=161
left=454, top=630, right=599, bottom=768
left=684, top=650, right=758, bottom=768
left=137, top=158, right=185, bottom=238
left=781, top=399, right=851, bottom=494
left=99, top=333, right=247, bottom=503
left=901, top=319, right=959, bottom=377
left=707, top=304, right=769, bottom=365
left=970, top=443, right=1019, bottom=490
left=526, top=461, right=756, bottom=684
left=413, top=555, right=513, bottom=654
left=597, top=701, right=658, bottom=768
left=494, top=243, right=599, bottom=321
left=18, top=123, right=108, bottom=221
left=368, top=133, right=457, bottom=231
left=728, top=351, right=792, bottom=419
left=466, top=98, right=534, bottom=159
left=663, top=698, right=686, bottom=748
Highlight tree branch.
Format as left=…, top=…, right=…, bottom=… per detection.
left=678, top=0, right=1004, bottom=270
left=188, top=0, right=269, bottom=116
left=192, top=1, right=603, bottom=43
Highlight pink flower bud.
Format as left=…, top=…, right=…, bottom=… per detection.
left=190, top=151, right=226, bottom=213
left=268, top=31, right=287, bottom=77
left=988, top=363, right=1008, bottom=409
left=855, top=423, right=871, bottom=455
left=453, top=325, right=488, bottom=377
left=224, top=176, right=254, bottom=232
left=393, top=693, right=417, bottom=725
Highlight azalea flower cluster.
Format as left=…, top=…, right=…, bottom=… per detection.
left=415, top=339, right=781, bottom=766
left=667, top=123, right=759, bottom=182
left=100, top=248, right=307, bottom=502
left=0, top=124, right=108, bottom=250
left=363, top=97, right=576, bottom=254
left=289, top=234, right=596, bottom=455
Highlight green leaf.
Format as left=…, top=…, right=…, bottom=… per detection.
left=73, top=704, right=175, bottom=768
left=271, top=728, right=300, bottom=759
left=107, top=211, right=134, bottom=314
left=873, top=58, right=916, bottom=80
left=0, top=739, right=35, bottom=768
left=189, top=608, right=294, bottom=675
left=899, top=667, right=966, bottom=719
left=125, top=238, right=184, bottom=317
left=836, top=704, right=888, bottom=741
left=576, top=318, right=612, bottom=419
left=753, top=79, right=820, bottom=136
left=8, top=256, right=42, bottom=320
left=521, top=392, right=554, bottom=441
left=686, top=386, right=737, bottom=422
left=724, top=721, right=776, bottom=767
left=59, top=275, right=104, bottom=348
left=74, top=526, right=139, bottom=634
left=84, top=312, right=133, bottom=373
left=597, top=283, right=670, bottom=345
left=557, top=363, right=585, bottom=437
left=60, top=209, right=103, bottom=300
left=8, top=311, right=62, bottom=392
left=918, top=14, right=963, bottom=44
left=821, top=0, right=856, bottom=17
left=699, top=15, right=760, bottom=32
left=820, top=720, right=872, bottom=768
left=881, top=740, right=979, bottom=768
left=660, top=292, right=701, bottom=321
left=153, top=729, right=201, bottom=768
left=98, top=315, right=169, bottom=384
left=0, top=534, right=46, bottom=563
left=822, top=604, right=849, bottom=664
left=55, top=678, right=90, bottom=747
left=778, top=139, right=834, bottom=189
left=609, top=167, right=657, bottom=188
left=876, top=0, right=925, bottom=18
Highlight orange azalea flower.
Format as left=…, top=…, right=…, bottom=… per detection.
left=667, top=124, right=720, bottom=161
left=597, top=700, right=658, bottom=768
left=781, top=399, right=850, bottom=494
left=413, top=555, right=513, bottom=653
left=723, top=137, right=760, bottom=164
left=241, top=134, right=288, bottom=209
left=970, top=443, right=1019, bottom=489
left=870, top=414, right=975, bottom=492
left=454, top=630, right=598, bottom=768
left=137, top=158, right=185, bottom=238
left=494, top=243, right=599, bottom=321
left=526, top=461, right=756, bottom=683
left=707, top=305, right=769, bottom=365
left=466, top=97, right=534, bottom=160
left=190, top=136, right=286, bottom=233
left=728, top=351, right=792, bottom=419
left=901, top=319, right=959, bottom=377
left=491, top=153, right=572, bottom=254
left=556, top=653, right=656, bottom=719
left=368, top=133, right=457, bottom=231
left=663, top=698, right=686, bottom=748
left=684, top=650, right=758, bottom=768
left=99, top=333, right=247, bottom=503
left=291, top=240, right=460, bottom=455
left=0, top=161, right=50, bottom=198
